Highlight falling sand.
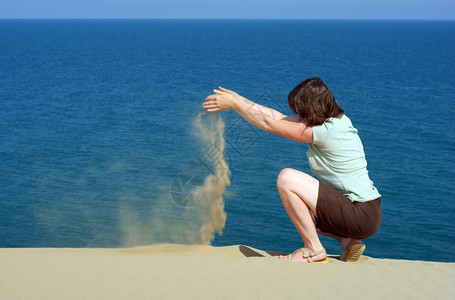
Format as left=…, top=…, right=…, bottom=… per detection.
left=120, top=112, right=230, bottom=246
left=192, top=112, right=231, bottom=243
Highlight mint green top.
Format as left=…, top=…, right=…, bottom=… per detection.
left=307, top=115, right=381, bottom=202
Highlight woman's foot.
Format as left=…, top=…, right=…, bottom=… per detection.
left=279, top=247, right=327, bottom=263
left=339, top=238, right=365, bottom=262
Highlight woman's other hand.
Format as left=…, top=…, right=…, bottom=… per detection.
left=217, top=86, right=243, bottom=101
left=202, top=87, right=238, bottom=112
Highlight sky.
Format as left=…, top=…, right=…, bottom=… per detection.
left=2, top=0, right=455, bottom=20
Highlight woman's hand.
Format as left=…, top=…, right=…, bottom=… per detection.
left=202, top=87, right=238, bottom=112
left=217, top=86, right=243, bottom=101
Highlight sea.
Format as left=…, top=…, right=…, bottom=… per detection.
left=1, top=19, right=454, bottom=262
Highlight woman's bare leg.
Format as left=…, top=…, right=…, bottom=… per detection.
left=276, top=168, right=326, bottom=262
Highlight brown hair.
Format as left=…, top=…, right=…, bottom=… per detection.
left=287, top=77, right=344, bottom=127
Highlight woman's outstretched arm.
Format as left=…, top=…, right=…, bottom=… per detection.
left=217, top=87, right=285, bottom=120
left=203, top=88, right=313, bottom=143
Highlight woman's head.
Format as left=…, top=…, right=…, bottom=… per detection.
left=288, top=77, right=344, bottom=126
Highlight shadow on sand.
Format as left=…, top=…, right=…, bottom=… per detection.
left=238, top=245, right=341, bottom=260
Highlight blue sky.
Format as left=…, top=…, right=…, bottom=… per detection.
left=2, top=0, right=454, bottom=19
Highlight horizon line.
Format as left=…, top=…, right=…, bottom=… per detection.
left=1, top=17, right=454, bottom=21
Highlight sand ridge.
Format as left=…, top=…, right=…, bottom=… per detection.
left=0, top=245, right=453, bottom=299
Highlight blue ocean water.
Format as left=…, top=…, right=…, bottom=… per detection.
left=1, top=19, right=454, bottom=262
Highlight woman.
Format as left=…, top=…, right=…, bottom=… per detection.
left=202, top=77, right=382, bottom=263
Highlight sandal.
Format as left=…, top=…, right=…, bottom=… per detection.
left=286, top=248, right=328, bottom=263
left=342, top=241, right=366, bottom=262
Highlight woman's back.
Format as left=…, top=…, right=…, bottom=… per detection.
left=307, top=115, right=380, bottom=202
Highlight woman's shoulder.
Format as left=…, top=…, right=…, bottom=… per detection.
left=327, top=114, right=354, bottom=127
left=319, top=114, right=357, bottom=137
left=313, top=114, right=357, bottom=143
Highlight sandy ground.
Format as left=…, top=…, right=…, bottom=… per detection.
left=0, top=244, right=453, bottom=299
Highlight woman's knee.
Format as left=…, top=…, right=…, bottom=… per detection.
left=276, top=168, right=296, bottom=190
left=277, top=168, right=312, bottom=190
left=277, top=168, right=319, bottom=207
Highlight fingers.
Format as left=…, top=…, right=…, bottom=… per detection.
left=202, top=95, right=219, bottom=111
left=218, top=86, right=235, bottom=95
left=213, top=89, right=228, bottom=95
left=202, top=87, right=233, bottom=113
left=204, top=94, right=217, bottom=101
left=203, top=103, right=220, bottom=112
left=218, top=86, right=230, bottom=92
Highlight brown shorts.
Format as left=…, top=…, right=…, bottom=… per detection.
left=315, top=182, right=382, bottom=239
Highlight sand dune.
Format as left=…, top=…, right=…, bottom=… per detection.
left=0, top=245, right=453, bottom=299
